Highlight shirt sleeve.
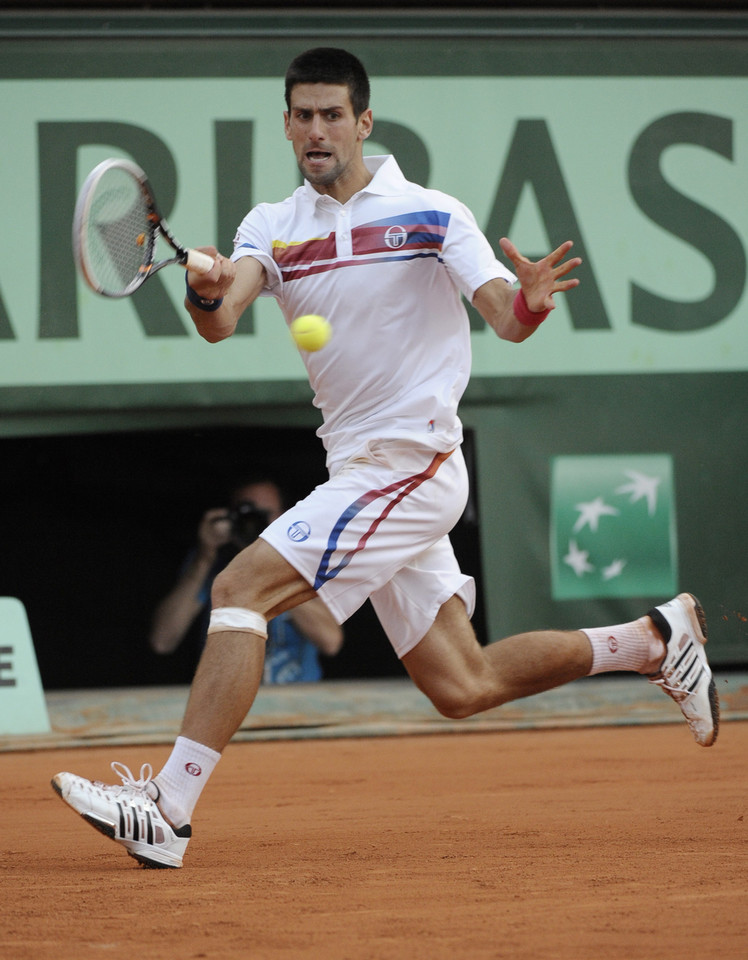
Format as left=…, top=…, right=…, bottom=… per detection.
left=231, top=205, right=282, bottom=296
left=440, top=197, right=516, bottom=301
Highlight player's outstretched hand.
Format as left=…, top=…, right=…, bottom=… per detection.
left=499, top=237, right=582, bottom=313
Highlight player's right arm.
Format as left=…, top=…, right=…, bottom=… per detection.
left=185, top=252, right=267, bottom=343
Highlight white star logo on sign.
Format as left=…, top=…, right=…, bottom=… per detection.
left=572, top=496, right=620, bottom=533
left=615, top=470, right=661, bottom=516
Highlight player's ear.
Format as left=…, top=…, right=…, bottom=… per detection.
left=358, top=109, right=373, bottom=142
left=283, top=111, right=292, bottom=140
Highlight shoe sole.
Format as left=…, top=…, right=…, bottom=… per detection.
left=663, top=593, right=720, bottom=747
left=689, top=594, right=720, bottom=746
left=51, top=778, right=181, bottom=869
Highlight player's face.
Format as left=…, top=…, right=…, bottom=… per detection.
left=284, top=83, right=373, bottom=198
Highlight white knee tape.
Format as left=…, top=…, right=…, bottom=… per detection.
left=207, top=607, right=268, bottom=639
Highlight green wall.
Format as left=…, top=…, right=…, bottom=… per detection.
left=464, top=373, right=748, bottom=664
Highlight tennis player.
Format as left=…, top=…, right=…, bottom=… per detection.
left=53, top=48, right=719, bottom=869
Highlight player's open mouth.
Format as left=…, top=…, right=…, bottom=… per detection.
left=306, top=151, right=332, bottom=163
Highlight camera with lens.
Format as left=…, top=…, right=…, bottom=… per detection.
left=228, top=500, right=271, bottom=547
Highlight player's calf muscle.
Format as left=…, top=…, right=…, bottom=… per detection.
left=405, top=649, right=504, bottom=719
left=424, top=673, right=506, bottom=719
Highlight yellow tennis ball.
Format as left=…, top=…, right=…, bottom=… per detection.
left=290, top=314, right=332, bottom=352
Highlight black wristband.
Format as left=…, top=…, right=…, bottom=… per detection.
left=185, top=272, right=224, bottom=312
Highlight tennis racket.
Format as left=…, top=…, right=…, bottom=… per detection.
left=73, top=157, right=215, bottom=298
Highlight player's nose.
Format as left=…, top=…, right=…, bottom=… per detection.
left=308, top=114, right=326, bottom=140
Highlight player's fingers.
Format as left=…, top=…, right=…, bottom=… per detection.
left=206, top=252, right=225, bottom=282
left=214, top=253, right=236, bottom=284
left=552, top=277, right=581, bottom=293
left=498, top=236, right=528, bottom=266
left=553, top=255, right=583, bottom=279
left=189, top=252, right=234, bottom=295
left=547, top=239, right=575, bottom=264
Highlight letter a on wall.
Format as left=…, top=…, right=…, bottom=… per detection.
left=0, top=597, right=51, bottom=735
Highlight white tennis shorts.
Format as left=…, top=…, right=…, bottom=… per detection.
left=260, top=439, right=475, bottom=658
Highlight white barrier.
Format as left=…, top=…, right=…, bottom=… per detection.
left=0, top=597, right=51, bottom=735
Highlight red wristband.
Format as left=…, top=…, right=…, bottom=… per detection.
left=513, top=289, right=550, bottom=326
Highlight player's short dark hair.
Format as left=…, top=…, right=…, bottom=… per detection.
left=285, top=47, right=371, bottom=118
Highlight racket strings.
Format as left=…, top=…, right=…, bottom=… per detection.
left=86, top=169, right=155, bottom=293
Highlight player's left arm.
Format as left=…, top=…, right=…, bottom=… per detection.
left=473, top=238, right=581, bottom=343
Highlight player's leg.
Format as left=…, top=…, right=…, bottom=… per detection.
left=402, top=591, right=718, bottom=746
left=143, top=538, right=316, bottom=835
left=401, top=594, right=595, bottom=718
left=177, top=537, right=318, bottom=752
left=52, top=538, right=314, bottom=868
left=368, top=520, right=605, bottom=716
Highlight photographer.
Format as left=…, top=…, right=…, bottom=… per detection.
left=150, top=477, right=343, bottom=683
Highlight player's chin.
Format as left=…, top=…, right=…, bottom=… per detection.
left=302, top=155, right=338, bottom=183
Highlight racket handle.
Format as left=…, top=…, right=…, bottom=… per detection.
left=185, top=248, right=215, bottom=275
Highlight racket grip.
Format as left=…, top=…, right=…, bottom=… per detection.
left=185, top=248, right=215, bottom=275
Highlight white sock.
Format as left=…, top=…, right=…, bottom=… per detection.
left=151, top=736, right=221, bottom=828
left=583, top=615, right=666, bottom=676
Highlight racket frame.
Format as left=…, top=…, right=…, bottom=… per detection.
left=73, top=157, right=213, bottom=299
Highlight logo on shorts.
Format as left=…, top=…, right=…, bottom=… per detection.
left=185, top=762, right=202, bottom=777
left=287, top=521, right=311, bottom=542
left=384, top=225, right=408, bottom=249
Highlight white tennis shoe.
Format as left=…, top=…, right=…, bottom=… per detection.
left=52, top=762, right=191, bottom=868
left=647, top=593, right=719, bottom=747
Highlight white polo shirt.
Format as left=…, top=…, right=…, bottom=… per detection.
left=232, top=155, right=515, bottom=471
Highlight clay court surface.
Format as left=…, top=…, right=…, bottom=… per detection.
left=3, top=721, right=746, bottom=960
